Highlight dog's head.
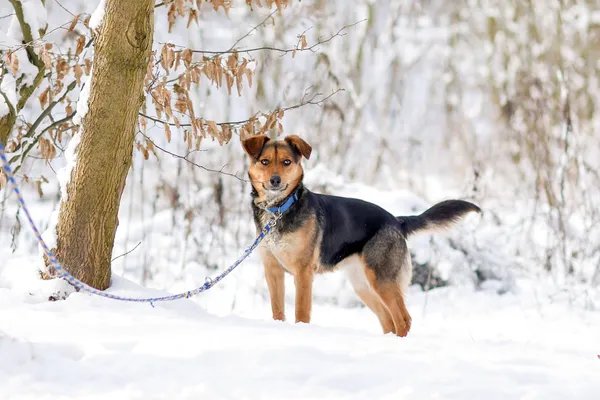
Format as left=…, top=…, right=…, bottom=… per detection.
left=242, top=134, right=312, bottom=206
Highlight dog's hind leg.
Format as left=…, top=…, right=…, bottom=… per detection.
left=370, top=281, right=412, bottom=337
left=355, top=287, right=396, bottom=334
left=344, top=256, right=395, bottom=334
left=362, top=227, right=413, bottom=337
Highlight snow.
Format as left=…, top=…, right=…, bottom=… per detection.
left=0, top=73, right=17, bottom=119
left=0, top=258, right=599, bottom=399
left=89, top=0, right=107, bottom=32
left=56, top=131, right=81, bottom=201
left=20, top=0, right=48, bottom=40
left=6, top=3, right=44, bottom=87
left=1, top=1, right=600, bottom=397
left=72, top=68, right=92, bottom=126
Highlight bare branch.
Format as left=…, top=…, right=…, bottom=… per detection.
left=53, top=0, right=76, bottom=17
left=155, top=19, right=364, bottom=88
left=111, top=241, right=142, bottom=262
left=8, top=80, right=77, bottom=159
left=226, top=10, right=278, bottom=53
left=138, top=132, right=248, bottom=182
left=10, top=112, right=76, bottom=176
left=171, top=20, right=366, bottom=57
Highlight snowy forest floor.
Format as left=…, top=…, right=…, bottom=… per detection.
left=1, top=256, right=599, bottom=400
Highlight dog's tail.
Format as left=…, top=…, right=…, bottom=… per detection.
left=396, top=200, right=481, bottom=237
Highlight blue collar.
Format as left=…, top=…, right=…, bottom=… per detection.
left=266, top=190, right=300, bottom=215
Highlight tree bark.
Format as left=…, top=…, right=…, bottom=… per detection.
left=54, top=0, right=154, bottom=289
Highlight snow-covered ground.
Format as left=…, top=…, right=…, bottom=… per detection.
left=1, top=255, right=599, bottom=400
left=1, top=161, right=599, bottom=399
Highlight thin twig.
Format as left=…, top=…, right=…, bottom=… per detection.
left=53, top=0, right=76, bottom=17
left=167, top=20, right=366, bottom=57
left=225, top=10, right=278, bottom=53
left=138, top=132, right=249, bottom=182
left=111, top=241, right=142, bottom=262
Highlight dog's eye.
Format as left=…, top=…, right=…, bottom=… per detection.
left=282, top=160, right=291, bottom=166
left=260, top=159, right=269, bottom=166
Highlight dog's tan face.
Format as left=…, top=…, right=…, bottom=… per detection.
left=242, top=135, right=312, bottom=206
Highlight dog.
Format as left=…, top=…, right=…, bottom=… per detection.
left=242, top=134, right=481, bottom=337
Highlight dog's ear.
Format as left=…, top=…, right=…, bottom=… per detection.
left=242, top=135, right=270, bottom=159
left=284, top=135, right=312, bottom=160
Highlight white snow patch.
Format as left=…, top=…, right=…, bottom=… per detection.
left=89, top=0, right=107, bottom=31
left=20, top=0, right=48, bottom=40
left=56, top=131, right=81, bottom=201
left=1, top=3, right=46, bottom=97
left=0, top=257, right=599, bottom=399
left=0, top=73, right=17, bottom=119
left=7, top=15, right=24, bottom=41
left=72, top=67, right=92, bottom=126
left=38, top=209, right=59, bottom=272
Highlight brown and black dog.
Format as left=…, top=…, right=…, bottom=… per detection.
left=242, top=134, right=480, bottom=337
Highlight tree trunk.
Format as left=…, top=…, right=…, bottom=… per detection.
left=54, top=0, right=154, bottom=289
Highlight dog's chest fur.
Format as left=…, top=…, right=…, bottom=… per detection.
left=253, top=203, right=319, bottom=273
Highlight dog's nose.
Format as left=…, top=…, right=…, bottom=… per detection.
left=270, top=175, right=281, bottom=187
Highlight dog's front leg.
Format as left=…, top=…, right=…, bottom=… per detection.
left=261, top=250, right=286, bottom=321
left=293, top=267, right=314, bottom=323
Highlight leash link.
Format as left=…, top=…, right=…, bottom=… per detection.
left=0, top=140, right=298, bottom=303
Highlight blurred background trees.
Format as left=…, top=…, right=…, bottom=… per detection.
left=1, top=0, right=598, bottom=303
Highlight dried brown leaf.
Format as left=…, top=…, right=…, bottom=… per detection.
left=39, top=138, right=56, bottom=161
left=7, top=51, right=19, bottom=75
left=175, top=0, right=185, bottom=16
left=164, top=123, right=172, bottom=143
left=168, top=3, right=177, bottom=33
left=160, top=44, right=169, bottom=71
left=38, top=87, right=50, bottom=108
left=35, top=177, right=48, bottom=198
left=84, top=59, right=92, bottom=75
left=75, top=35, right=86, bottom=56
left=39, top=47, right=52, bottom=69
left=221, top=124, right=232, bottom=143
left=187, top=9, right=198, bottom=28
left=74, top=64, right=83, bottom=85
left=146, top=138, right=155, bottom=153
left=207, top=120, right=219, bottom=138
left=68, top=14, right=80, bottom=32
left=182, top=48, right=193, bottom=67
left=186, top=129, right=192, bottom=148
